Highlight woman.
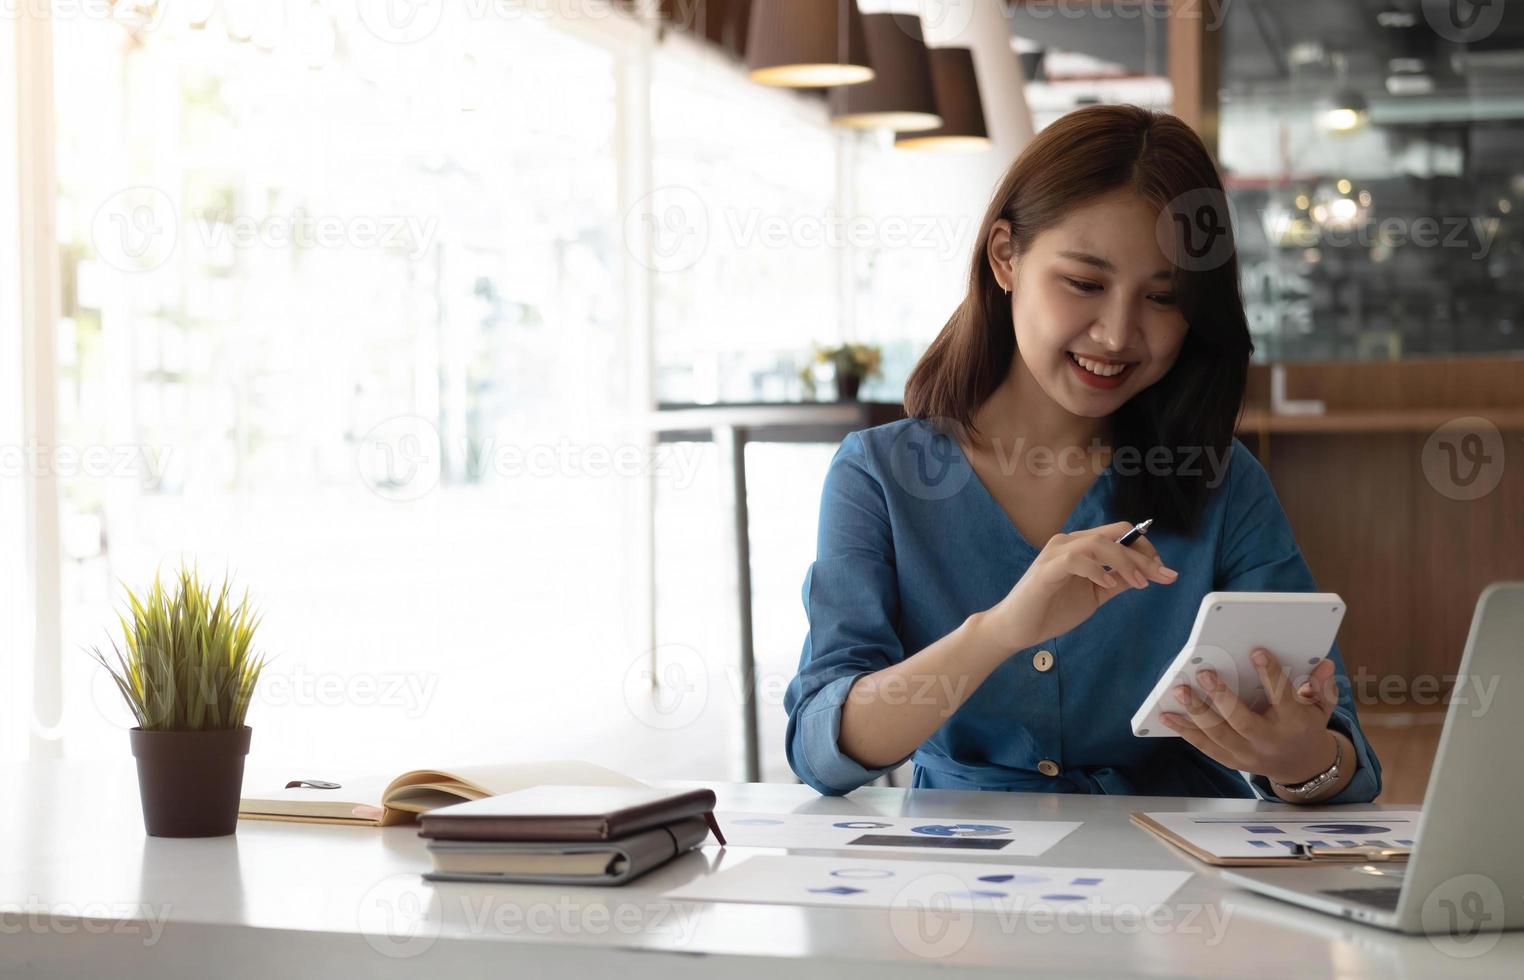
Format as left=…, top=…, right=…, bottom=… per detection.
left=783, top=105, right=1381, bottom=803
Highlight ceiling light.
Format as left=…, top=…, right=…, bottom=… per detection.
left=830, top=13, right=941, bottom=131
left=1288, top=42, right=1326, bottom=68
left=1318, top=52, right=1369, bottom=132
left=1319, top=88, right=1369, bottom=131
left=1386, top=74, right=1434, bottom=95
left=747, top=0, right=874, bottom=89
left=894, top=47, right=991, bottom=153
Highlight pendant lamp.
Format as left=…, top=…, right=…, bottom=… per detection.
left=747, top=0, right=874, bottom=88
left=829, top=13, right=941, bottom=131
left=894, top=46, right=990, bottom=152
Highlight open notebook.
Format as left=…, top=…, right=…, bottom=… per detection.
left=239, top=761, right=646, bottom=827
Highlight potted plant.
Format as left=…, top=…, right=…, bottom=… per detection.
left=800, top=342, right=883, bottom=401
left=91, top=565, right=268, bottom=837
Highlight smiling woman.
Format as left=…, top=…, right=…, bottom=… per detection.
left=784, top=106, right=1380, bottom=806
left=906, top=104, right=1253, bottom=535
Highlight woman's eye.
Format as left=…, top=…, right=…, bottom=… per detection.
left=1149, top=293, right=1178, bottom=306
left=1064, top=277, right=1101, bottom=294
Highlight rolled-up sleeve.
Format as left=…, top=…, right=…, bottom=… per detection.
left=784, top=432, right=914, bottom=795
left=1212, top=442, right=1383, bottom=804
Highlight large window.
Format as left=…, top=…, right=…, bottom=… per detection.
left=650, top=43, right=841, bottom=403
left=13, top=3, right=993, bottom=780
left=47, top=8, right=649, bottom=771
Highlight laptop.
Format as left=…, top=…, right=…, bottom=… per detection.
left=1221, top=582, right=1523, bottom=934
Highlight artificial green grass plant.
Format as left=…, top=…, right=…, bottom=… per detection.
left=90, top=565, right=268, bottom=732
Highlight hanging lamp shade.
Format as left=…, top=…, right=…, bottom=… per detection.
left=747, top=0, right=874, bottom=88
left=829, top=13, right=941, bottom=131
left=1318, top=87, right=1369, bottom=132
left=894, top=46, right=991, bottom=152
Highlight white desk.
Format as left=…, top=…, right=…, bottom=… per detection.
left=3, top=761, right=1517, bottom=978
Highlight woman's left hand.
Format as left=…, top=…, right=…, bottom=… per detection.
left=1160, top=647, right=1344, bottom=787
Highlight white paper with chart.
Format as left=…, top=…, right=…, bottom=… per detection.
left=666, top=854, right=1191, bottom=915
left=713, top=810, right=1082, bottom=857
left=1137, top=809, right=1422, bottom=861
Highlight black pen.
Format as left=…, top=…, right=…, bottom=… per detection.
left=1103, top=518, right=1153, bottom=571
left=1116, top=518, right=1153, bottom=548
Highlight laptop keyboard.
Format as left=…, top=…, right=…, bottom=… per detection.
left=1319, top=887, right=1403, bottom=911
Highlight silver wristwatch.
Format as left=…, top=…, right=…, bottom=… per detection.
left=1270, top=733, right=1343, bottom=801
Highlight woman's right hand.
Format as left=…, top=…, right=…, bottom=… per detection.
left=984, top=521, right=1178, bottom=651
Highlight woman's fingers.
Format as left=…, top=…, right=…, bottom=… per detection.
left=1041, top=523, right=1178, bottom=593
left=1173, top=684, right=1251, bottom=755
left=1256, top=648, right=1338, bottom=721
left=1301, top=658, right=1339, bottom=717
left=1128, top=536, right=1179, bottom=580
left=1058, top=550, right=1120, bottom=593
left=1161, top=713, right=1242, bottom=770
left=1250, top=648, right=1293, bottom=707
left=1195, top=669, right=1267, bottom=740
left=1094, top=542, right=1148, bottom=589
left=1162, top=710, right=1203, bottom=731
left=1088, top=537, right=1175, bottom=588
left=1072, top=536, right=1145, bottom=586
left=1128, top=535, right=1161, bottom=562
left=1093, top=527, right=1177, bottom=582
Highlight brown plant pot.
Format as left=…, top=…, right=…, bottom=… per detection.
left=129, top=726, right=252, bottom=837
left=836, top=373, right=863, bottom=401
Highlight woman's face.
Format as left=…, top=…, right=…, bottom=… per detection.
left=988, top=188, right=1190, bottom=419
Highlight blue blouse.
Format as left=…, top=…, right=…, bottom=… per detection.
left=783, top=417, right=1382, bottom=801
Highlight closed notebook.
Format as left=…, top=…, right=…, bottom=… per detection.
left=422, top=815, right=711, bottom=886
left=417, top=785, right=718, bottom=842
left=239, top=761, right=645, bottom=827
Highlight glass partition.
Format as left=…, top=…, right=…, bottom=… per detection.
left=1218, top=2, right=1523, bottom=361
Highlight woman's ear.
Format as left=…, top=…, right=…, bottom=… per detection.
left=986, top=218, right=1016, bottom=293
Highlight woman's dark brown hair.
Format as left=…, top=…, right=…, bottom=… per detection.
left=903, top=104, right=1253, bottom=533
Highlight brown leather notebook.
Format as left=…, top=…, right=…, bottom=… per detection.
left=417, top=785, right=721, bottom=843
left=422, top=815, right=712, bottom=886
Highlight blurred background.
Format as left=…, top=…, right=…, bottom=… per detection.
left=3, top=0, right=1521, bottom=800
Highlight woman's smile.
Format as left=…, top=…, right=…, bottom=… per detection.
left=1065, top=350, right=1137, bottom=390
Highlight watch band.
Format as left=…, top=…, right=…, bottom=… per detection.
left=1270, top=731, right=1343, bottom=801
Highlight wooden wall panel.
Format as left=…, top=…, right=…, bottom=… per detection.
left=1361, top=708, right=1447, bottom=805
left=1241, top=357, right=1524, bottom=697
left=1246, top=433, right=1418, bottom=679
left=1247, top=356, right=1524, bottom=411
left=1239, top=355, right=1524, bottom=801
left=1251, top=429, right=1524, bottom=686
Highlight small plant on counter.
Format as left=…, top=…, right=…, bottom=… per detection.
left=798, top=342, right=883, bottom=400
left=91, top=564, right=269, bottom=837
